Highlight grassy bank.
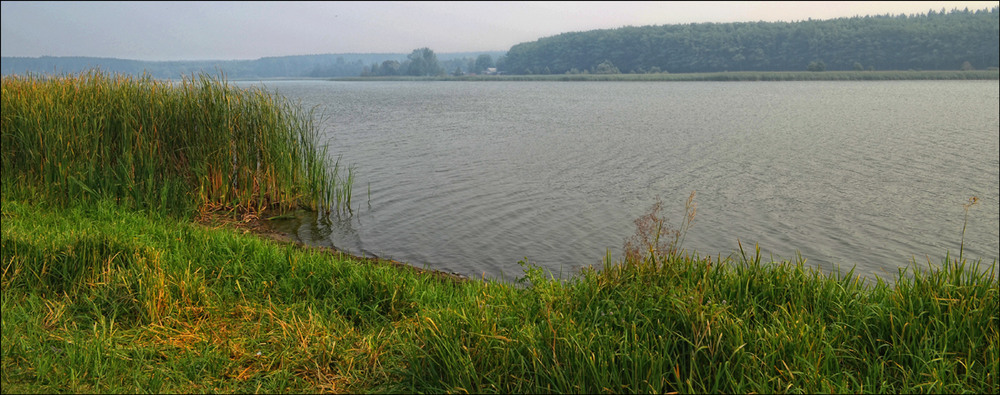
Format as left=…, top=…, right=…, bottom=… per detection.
left=2, top=71, right=997, bottom=393
left=2, top=197, right=996, bottom=393
left=335, top=69, right=999, bottom=82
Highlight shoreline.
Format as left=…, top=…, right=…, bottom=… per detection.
left=325, top=69, right=1000, bottom=82
left=194, top=208, right=471, bottom=283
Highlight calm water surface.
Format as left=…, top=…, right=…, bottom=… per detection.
left=245, top=80, right=999, bottom=281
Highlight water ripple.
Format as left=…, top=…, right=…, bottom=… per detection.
left=258, top=80, right=999, bottom=281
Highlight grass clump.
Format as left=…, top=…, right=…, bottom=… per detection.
left=1, top=70, right=352, bottom=219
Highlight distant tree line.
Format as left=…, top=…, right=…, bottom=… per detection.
left=501, top=7, right=999, bottom=74
left=362, top=48, right=441, bottom=76
left=1, top=53, right=401, bottom=79
left=361, top=48, right=500, bottom=77
left=0, top=52, right=506, bottom=79
left=306, top=56, right=368, bottom=77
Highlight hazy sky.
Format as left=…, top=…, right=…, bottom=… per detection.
left=2, top=1, right=997, bottom=61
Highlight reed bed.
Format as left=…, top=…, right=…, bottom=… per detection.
left=1, top=70, right=351, bottom=218
left=2, top=195, right=996, bottom=393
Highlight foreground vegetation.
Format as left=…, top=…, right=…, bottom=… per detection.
left=3, top=196, right=997, bottom=393
left=2, top=71, right=997, bottom=393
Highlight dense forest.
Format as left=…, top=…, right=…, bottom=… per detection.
left=501, top=7, right=999, bottom=74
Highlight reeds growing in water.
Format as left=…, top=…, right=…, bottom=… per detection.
left=1, top=70, right=352, bottom=218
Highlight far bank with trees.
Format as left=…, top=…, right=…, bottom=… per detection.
left=498, top=6, right=998, bottom=75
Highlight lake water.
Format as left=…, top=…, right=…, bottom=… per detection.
left=244, top=80, right=999, bottom=282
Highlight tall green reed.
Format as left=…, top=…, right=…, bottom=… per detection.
left=1, top=70, right=351, bottom=218
left=960, top=196, right=980, bottom=263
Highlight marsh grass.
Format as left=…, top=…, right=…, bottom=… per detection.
left=2, top=195, right=996, bottom=393
left=398, top=195, right=998, bottom=394
left=1, top=70, right=351, bottom=219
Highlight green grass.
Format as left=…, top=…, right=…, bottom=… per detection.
left=2, top=70, right=996, bottom=393
left=1, top=70, right=352, bottom=219
left=336, top=69, right=999, bottom=82
left=3, top=196, right=996, bottom=393
left=1, top=198, right=432, bottom=393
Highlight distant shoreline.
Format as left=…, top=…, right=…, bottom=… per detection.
left=327, top=69, right=999, bottom=82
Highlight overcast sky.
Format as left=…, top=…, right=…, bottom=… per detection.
left=2, top=1, right=997, bottom=61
